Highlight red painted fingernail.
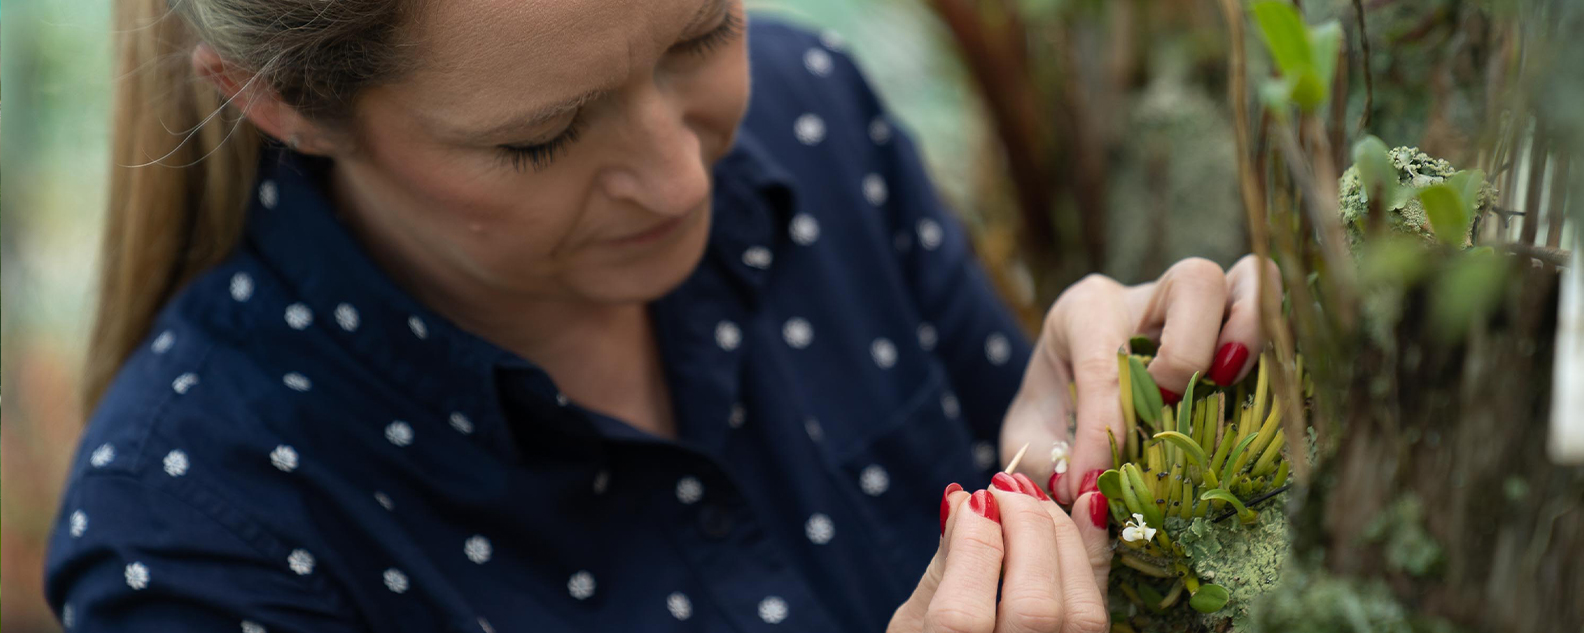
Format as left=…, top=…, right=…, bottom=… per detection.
left=1047, top=470, right=1065, bottom=502
left=940, top=483, right=963, bottom=535
left=1012, top=473, right=1049, bottom=501
left=967, top=490, right=1000, bottom=523
left=1208, top=342, right=1251, bottom=386
left=990, top=472, right=1019, bottom=494
left=1160, top=387, right=1182, bottom=406
left=1079, top=470, right=1102, bottom=497
left=1089, top=493, right=1109, bottom=528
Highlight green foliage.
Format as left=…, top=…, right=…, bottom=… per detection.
left=1250, top=1, right=1342, bottom=113
left=1362, top=496, right=1444, bottom=577
left=1430, top=248, right=1513, bottom=341
left=1190, top=584, right=1232, bottom=613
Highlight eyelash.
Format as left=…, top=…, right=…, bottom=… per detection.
left=495, top=10, right=743, bottom=173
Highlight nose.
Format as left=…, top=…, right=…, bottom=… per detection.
left=601, top=86, right=711, bottom=218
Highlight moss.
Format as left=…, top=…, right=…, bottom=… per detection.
left=1362, top=495, right=1444, bottom=578
left=1248, top=563, right=1469, bottom=633
left=1337, top=146, right=1499, bottom=250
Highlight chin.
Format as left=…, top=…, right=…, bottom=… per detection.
left=575, top=209, right=712, bottom=303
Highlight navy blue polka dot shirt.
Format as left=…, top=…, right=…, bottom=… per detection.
left=46, top=18, right=1034, bottom=632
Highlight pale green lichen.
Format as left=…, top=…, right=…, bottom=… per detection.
left=1247, top=561, right=1467, bottom=633
left=1176, top=494, right=1292, bottom=630
left=1337, top=146, right=1499, bottom=250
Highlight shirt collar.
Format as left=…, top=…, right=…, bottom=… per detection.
left=242, top=125, right=796, bottom=453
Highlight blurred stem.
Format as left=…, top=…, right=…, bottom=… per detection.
left=1351, top=0, right=1374, bottom=133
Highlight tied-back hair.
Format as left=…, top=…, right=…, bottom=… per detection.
left=86, top=0, right=421, bottom=410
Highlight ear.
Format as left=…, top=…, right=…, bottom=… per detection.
left=191, top=44, right=331, bottom=154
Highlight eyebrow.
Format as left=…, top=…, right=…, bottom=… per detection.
left=445, top=0, right=726, bottom=144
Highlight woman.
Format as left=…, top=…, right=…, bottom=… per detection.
left=47, top=0, right=1276, bottom=630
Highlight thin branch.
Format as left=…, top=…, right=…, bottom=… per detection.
left=1352, top=0, right=1375, bottom=132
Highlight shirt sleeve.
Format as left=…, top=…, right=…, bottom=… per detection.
left=45, top=473, right=362, bottom=633
left=828, top=46, right=1037, bottom=444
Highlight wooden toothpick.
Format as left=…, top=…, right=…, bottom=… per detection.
left=1003, top=442, right=1031, bottom=474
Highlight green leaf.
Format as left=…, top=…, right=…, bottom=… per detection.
left=1307, top=21, right=1343, bottom=109
left=1353, top=135, right=1403, bottom=210
left=1420, top=184, right=1470, bottom=246
left=1431, top=249, right=1512, bottom=340
left=1189, top=584, right=1232, bottom=613
left=1447, top=169, right=1487, bottom=219
left=1097, top=469, right=1126, bottom=500
left=1259, top=78, right=1297, bottom=120
left=1137, top=583, right=1168, bottom=613
left=1251, top=1, right=1314, bottom=79
left=1221, top=433, right=1261, bottom=485
left=1125, top=464, right=1165, bottom=528
left=1154, top=431, right=1211, bottom=468
left=1128, top=356, right=1164, bottom=426
left=1176, top=371, right=1198, bottom=435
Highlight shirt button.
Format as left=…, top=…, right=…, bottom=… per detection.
left=698, top=503, right=735, bottom=540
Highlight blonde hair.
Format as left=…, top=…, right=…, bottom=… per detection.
left=86, top=0, right=419, bottom=409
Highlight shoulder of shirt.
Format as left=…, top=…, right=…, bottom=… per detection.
left=68, top=250, right=314, bottom=496
left=743, top=14, right=884, bottom=141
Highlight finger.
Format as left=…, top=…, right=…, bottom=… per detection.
left=1050, top=277, right=1134, bottom=506
left=924, top=490, right=1004, bottom=633
left=985, top=487, right=1064, bottom=633
left=1070, top=492, right=1114, bottom=622
left=891, top=486, right=972, bottom=632
left=1208, top=255, right=1281, bottom=386
left=1136, top=258, right=1229, bottom=402
left=999, top=335, right=1076, bottom=498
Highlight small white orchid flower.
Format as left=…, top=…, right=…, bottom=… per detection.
left=1049, top=440, right=1071, bottom=475
left=1121, top=513, right=1157, bottom=543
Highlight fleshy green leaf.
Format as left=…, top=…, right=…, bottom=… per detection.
left=1420, top=184, right=1470, bottom=246
left=1307, top=21, right=1343, bottom=109
left=1190, top=584, right=1231, bottom=613
left=1221, top=433, right=1261, bottom=485
left=1098, top=469, right=1126, bottom=500
left=1353, top=135, right=1404, bottom=210
left=1129, top=356, right=1164, bottom=425
left=1154, top=431, right=1211, bottom=468
left=1251, top=1, right=1313, bottom=79
left=1176, top=371, right=1198, bottom=435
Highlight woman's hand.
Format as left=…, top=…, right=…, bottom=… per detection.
left=1003, top=255, right=1281, bottom=505
left=888, top=475, right=1112, bottom=633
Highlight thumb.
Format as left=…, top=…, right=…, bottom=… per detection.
left=1074, top=491, right=1114, bottom=597
left=999, top=340, right=1074, bottom=501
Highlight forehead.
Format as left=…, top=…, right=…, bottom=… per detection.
left=402, top=0, right=707, bottom=105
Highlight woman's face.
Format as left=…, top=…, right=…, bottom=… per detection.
left=331, top=0, right=750, bottom=306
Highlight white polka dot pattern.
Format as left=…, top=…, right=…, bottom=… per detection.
left=714, top=321, right=741, bottom=351
left=151, top=330, right=175, bottom=354
left=568, top=571, right=596, bottom=600
left=464, top=535, right=492, bottom=564
left=334, top=303, right=360, bottom=331
left=284, top=303, right=313, bottom=330
left=666, top=592, right=693, bottom=620
left=869, top=117, right=892, bottom=144
left=820, top=29, right=846, bottom=51
left=942, top=393, right=961, bottom=419
left=593, top=470, right=610, bottom=494
left=985, top=333, right=1012, bottom=366
left=742, top=246, right=773, bottom=269
left=69, top=510, right=87, bottom=537
left=870, top=338, right=898, bottom=369
left=258, top=181, right=279, bottom=209
left=862, top=173, right=888, bottom=205
left=917, top=218, right=944, bottom=250
left=859, top=465, right=890, bottom=496
left=374, top=491, right=394, bottom=510
left=383, top=568, right=409, bottom=593
left=241, top=621, right=266, bottom=633
left=805, top=418, right=824, bottom=441
left=408, top=316, right=429, bottom=339
left=385, top=421, right=414, bottom=447
left=805, top=513, right=834, bottom=544
left=230, top=272, right=254, bottom=302
left=728, top=403, right=746, bottom=428
left=676, top=476, right=704, bottom=504
left=125, top=562, right=150, bottom=590
left=283, top=372, right=311, bottom=392
left=90, top=444, right=115, bottom=468
left=270, top=445, right=299, bottom=472
left=917, top=323, right=938, bottom=351
left=783, top=317, right=813, bottom=349
left=973, top=441, right=997, bottom=471
left=163, top=450, right=189, bottom=477
left=288, top=549, right=315, bottom=575
left=793, top=113, right=826, bottom=145
left=790, top=213, right=821, bottom=245
left=803, top=47, right=833, bottom=76
left=172, top=372, right=199, bottom=394
left=758, top=596, right=789, bottom=624
left=449, top=412, right=474, bottom=434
